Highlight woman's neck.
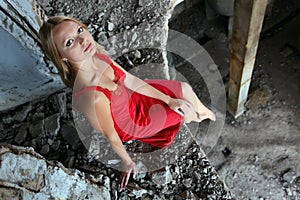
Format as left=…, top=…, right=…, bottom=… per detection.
left=73, top=53, right=100, bottom=89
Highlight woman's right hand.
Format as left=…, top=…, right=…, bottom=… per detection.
left=119, top=160, right=136, bottom=190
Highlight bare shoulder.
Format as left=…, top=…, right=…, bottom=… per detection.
left=73, top=90, right=112, bottom=132
left=74, top=90, right=109, bottom=115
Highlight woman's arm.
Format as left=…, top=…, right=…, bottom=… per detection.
left=85, top=92, right=136, bottom=189
left=112, top=60, right=192, bottom=116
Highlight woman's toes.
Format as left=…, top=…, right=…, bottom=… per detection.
left=209, top=111, right=216, bottom=121
left=196, top=110, right=216, bottom=122
left=183, top=107, right=216, bottom=123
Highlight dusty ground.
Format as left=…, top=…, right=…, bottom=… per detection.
left=169, top=1, right=300, bottom=199
left=218, top=15, right=300, bottom=200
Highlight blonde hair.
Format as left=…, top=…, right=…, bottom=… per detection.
left=39, top=16, right=103, bottom=88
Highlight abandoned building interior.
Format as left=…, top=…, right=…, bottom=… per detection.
left=0, top=0, right=299, bottom=199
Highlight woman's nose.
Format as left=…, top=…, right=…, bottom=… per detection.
left=77, top=36, right=85, bottom=44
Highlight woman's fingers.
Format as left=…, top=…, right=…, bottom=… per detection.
left=177, top=100, right=194, bottom=117
left=120, top=162, right=136, bottom=190
left=132, top=163, right=137, bottom=179
left=174, top=107, right=185, bottom=116
left=120, top=173, right=129, bottom=190
left=169, top=99, right=191, bottom=116
left=120, top=174, right=125, bottom=190
left=124, top=170, right=131, bottom=188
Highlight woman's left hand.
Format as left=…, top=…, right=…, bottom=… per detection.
left=168, top=98, right=194, bottom=117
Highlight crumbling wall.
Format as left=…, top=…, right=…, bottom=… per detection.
left=0, top=145, right=110, bottom=200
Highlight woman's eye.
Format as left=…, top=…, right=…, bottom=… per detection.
left=78, top=27, right=84, bottom=34
left=66, top=39, right=74, bottom=47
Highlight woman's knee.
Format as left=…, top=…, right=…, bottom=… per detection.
left=181, top=82, right=193, bottom=93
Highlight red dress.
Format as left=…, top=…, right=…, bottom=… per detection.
left=74, top=53, right=184, bottom=148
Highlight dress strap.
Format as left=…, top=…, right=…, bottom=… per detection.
left=96, top=53, right=113, bottom=65
left=96, top=53, right=126, bottom=82
left=73, top=53, right=125, bottom=100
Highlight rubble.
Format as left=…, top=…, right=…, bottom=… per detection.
left=0, top=89, right=234, bottom=199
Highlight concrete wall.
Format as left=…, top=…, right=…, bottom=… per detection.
left=0, top=0, right=64, bottom=111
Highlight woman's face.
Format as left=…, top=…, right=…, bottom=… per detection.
left=52, top=20, right=96, bottom=64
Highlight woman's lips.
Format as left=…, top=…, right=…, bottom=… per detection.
left=84, top=43, right=92, bottom=52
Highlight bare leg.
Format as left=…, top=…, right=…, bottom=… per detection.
left=181, top=82, right=216, bottom=123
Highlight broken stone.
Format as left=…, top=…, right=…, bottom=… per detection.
left=176, top=190, right=200, bottom=200
left=29, top=119, right=44, bottom=138
left=134, top=161, right=147, bottom=181
left=0, top=145, right=111, bottom=199
left=13, top=103, right=32, bottom=122
left=97, top=32, right=109, bottom=45
left=183, top=177, right=193, bottom=188
left=221, top=146, right=232, bottom=157
left=103, top=175, right=111, bottom=191
left=50, top=140, right=61, bottom=151
left=48, top=92, right=67, bottom=117
left=134, top=50, right=142, bottom=59
left=282, top=170, right=295, bottom=183
left=47, top=138, right=54, bottom=146
left=14, top=124, right=28, bottom=145
left=40, top=144, right=50, bottom=155
left=32, top=112, right=45, bottom=122
left=140, top=194, right=153, bottom=200
left=161, top=185, right=172, bottom=195
left=108, top=21, right=114, bottom=31
left=127, top=183, right=149, bottom=198
left=61, top=122, right=82, bottom=150
left=151, top=166, right=173, bottom=186
left=44, top=113, right=60, bottom=137
left=0, top=149, right=46, bottom=191
left=67, top=156, right=75, bottom=168
left=107, top=159, right=121, bottom=165
left=2, top=114, right=14, bottom=125
left=0, top=188, right=23, bottom=200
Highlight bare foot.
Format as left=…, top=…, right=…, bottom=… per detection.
left=182, top=103, right=216, bottom=123
left=182, top=106, right=199, bottom=123
left=196, top=109, right=216, bottom=122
